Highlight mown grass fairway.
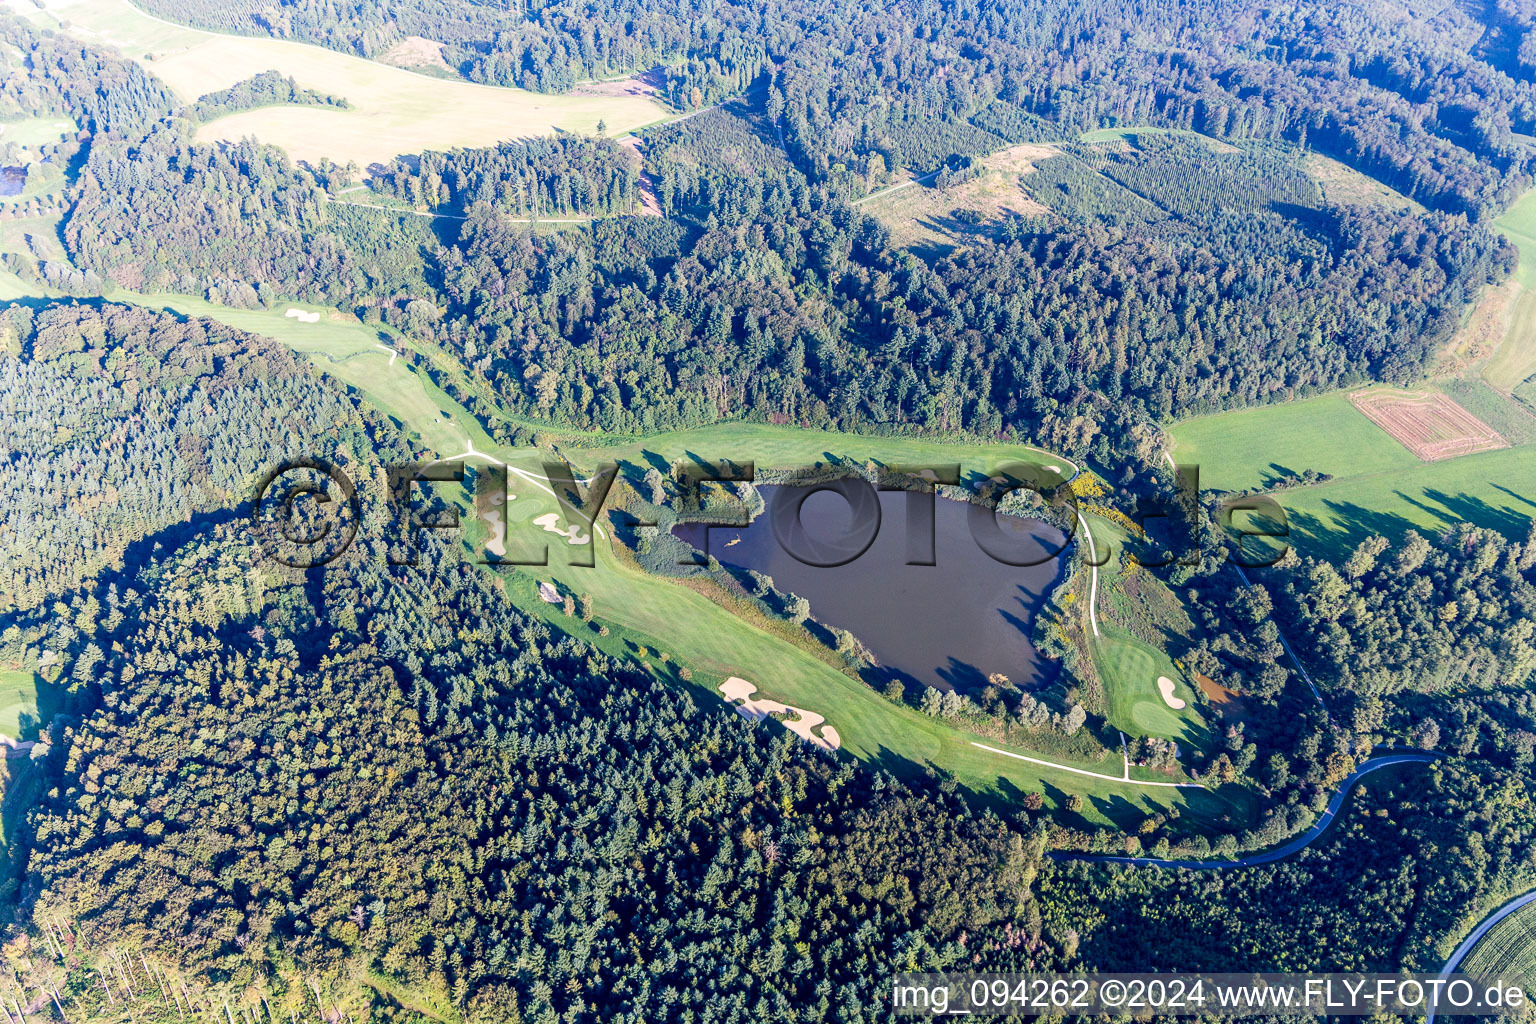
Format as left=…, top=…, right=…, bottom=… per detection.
left=0, top=116, right=78, bottom=149
left=1462, top=899, right=1536, bottom=990
left=16, top=0, right=666, bottom=166
left=0, top=670, right=40, bottom=742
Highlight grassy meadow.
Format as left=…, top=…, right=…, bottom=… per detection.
left=0, top=670, right=40, bottom=742
left=1169, top=391, right=1536, bottom=559
left=1168, top=393, right=1418, bottom=494
left=0, top=116, right=78, bottom=149
left=21, top=0, right=666, bottom=166
left=1477, top=190, right=1536, bottom=406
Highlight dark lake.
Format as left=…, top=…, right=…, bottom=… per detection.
left=675, top=482, right=1069, bottom=693
left=0, top=167, right=25, bottom=196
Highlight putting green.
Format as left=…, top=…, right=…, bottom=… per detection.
left=1093, top=627, right=1205, bottom=745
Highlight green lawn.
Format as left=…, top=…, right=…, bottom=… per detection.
left=1167, top=393, right=1416, bottom=494
left=1483, top=286, right=1536, bottom=392
left=1167, top=389, right=1536, bottom=560
left=0, top=116, right=77, bottom=150
left=0, top=670, right=40, bottom=742
left=1264, top=442, right=1536, bottom=559
left=1497, top=188, right=1536, bottom=292
left=1481, top=189, right=1536, bottom=402
left=1091, top=627, right=1207, bottom=747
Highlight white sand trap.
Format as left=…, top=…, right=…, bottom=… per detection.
left=533, top=512, right=589, bottom=545
left=1156, top=676, right=1186, bottom=709
left=720, top=677, right=841, bottom=750
left=1045, top=465, right=1060, bottom=473
left=283, top=308, right=320, bottom=323
left=481, top=498, right=507, bottom=557
left=537, top=581, right=561, bottom=604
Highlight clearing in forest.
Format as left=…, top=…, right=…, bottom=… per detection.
left=1301, top=153, right=1424, bottom=214
left=13, top=0, right=667, bottom=166
left=0, top=671, right=40, bottom=743
left=862, top=142, right=1054, bottom=253
left=1349, top=388, right=1507, bottom=462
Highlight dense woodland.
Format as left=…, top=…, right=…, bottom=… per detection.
left=0, top=302, right=1055, bottom=1021
left=2, top=2, right=1536, bottom=1017
left=134, top=0, right=1536, bottom=218
left=60, top=109, right=1516, bottom=466
left=187, top=70, right=349, bottom=124
left=0, top=303, right=371, bottom=610
left=372, top=137, right=641, bottom=217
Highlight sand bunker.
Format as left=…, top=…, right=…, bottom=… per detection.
left=284, top=308, right=320, bottom=323
left=481, top=492, right=509, bottom=557
left=533, top=512, right=589, bottom=545
left=537, top=581, right=561, bottom=604
left=720, top=677, right=841, bottom=750
left=1156, top=676, right=1186, bottom=710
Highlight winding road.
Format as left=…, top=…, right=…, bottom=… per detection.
left=1051, top=752, right=1437, bottom=869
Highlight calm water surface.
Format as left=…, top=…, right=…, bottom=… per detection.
left=676, top=482, right=1069, bottom=692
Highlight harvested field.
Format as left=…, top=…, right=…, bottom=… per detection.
left=377, top=36, right=452, bottom=74
left=1349, top=388, right=1508, bottom=461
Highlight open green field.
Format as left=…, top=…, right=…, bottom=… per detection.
left=20, top=0, right=666, bottom=166
left=1462, top=899, right=1536, bottom=990
left=1497, top=187, right=1536, bottom=292
left=1483, top=287, right=1536, bottom=392
left=1169, top=390, right=1536, bottom=559
left=0, top=116, right=77, bottom=149
left=1480, top=190, right=1536, bottom=400
left=1168, top=393, right=1418, bottom=493
left=1267, top=442, right=1536, bottom=557
left=0, top=670, right=40, bottom=742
